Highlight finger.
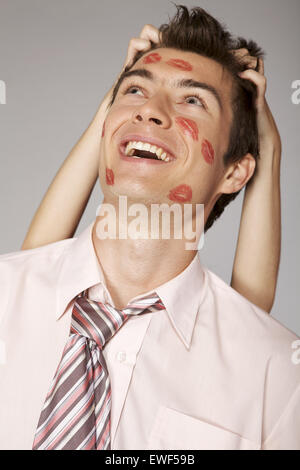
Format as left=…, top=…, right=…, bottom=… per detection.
left=257, top=57, right=265, bottom=75
left=112, top=37, right=151, bottom=88
left=241, top=57, right=258, bottom=69
left=238, top=69, right=267, bottom=109
left=230, top=47, right=249, bottom=57
left=115, top=26, right=161, bottom=88
left=139, top=23, right=161, bottom=44
left=123, top=37, right=152, bottom=69
left=230, top=48, right=264, bottom=74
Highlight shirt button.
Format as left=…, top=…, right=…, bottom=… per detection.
left=116, top=351, right=127, bottom=363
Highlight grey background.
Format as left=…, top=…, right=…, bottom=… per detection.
left=0, top=0, right=299, bottom=335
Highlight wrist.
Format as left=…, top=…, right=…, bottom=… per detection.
left=256, top=143, right=281, bottom=170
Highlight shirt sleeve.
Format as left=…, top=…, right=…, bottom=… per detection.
left=261, top=383, right=300, bottom=450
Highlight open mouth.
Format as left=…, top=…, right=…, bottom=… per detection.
left=119, top=140, right=176, bottom=163
left=127, top=149, right=163, bottom=160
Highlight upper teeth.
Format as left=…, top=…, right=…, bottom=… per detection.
left=124, top=141, right=170, bottom=162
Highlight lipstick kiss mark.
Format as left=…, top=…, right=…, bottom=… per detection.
left=101, top=120, right=105, bottom=138
left=168, top=184, right=192, bottom=203
left=166, top=58, right=193, bottom=71
left=201, top=139, right=215, bottom=165
left=142, top=52, right=162, bottom=64
left=175, top=116, right=198, bottom=141
left=106, top=167, right=114, bottom=185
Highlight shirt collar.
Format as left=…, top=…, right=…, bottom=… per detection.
left=56, top=220, right=207, bottom=350
left=56, top=222, right=103, bottom=321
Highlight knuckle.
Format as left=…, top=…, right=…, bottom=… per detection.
left=236, top=47, right=249, bottom=54
left=143, top=23, right=154, bottom=30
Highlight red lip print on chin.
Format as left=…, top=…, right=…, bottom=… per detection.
left=166, top=58, right=193, bottom=71
left=105, top=168, right=114, bottom=185
left=201, top=139, right=215, bottom=165
left=168, top=184, right=192, bottom=203
left=142, top=52, right=162, bottom=64
left=175, top=117, right=198, bottom=141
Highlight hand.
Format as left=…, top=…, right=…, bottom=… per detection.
left=231, top=48, right=282, bottom=160
left=99, top=24, right=162, bottom=125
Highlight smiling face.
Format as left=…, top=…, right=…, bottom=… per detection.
left=99, top=47, right=235, bottom=217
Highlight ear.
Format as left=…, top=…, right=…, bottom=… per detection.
left=218, top=153, right=256, bottom=195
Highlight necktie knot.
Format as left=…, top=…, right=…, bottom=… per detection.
left=71, top=292, right=165, bottom=350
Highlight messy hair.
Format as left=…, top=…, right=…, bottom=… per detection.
left=108, top=4, right=265, bottom=231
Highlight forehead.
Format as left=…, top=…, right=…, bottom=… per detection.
left=133, top=47, right=233, bottom=95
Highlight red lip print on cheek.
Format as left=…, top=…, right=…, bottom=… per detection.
left=101, top=120, right=105, bottom=138
left=142, top=52, right=162, bottom=64
left=105, top=168, right=114, bottom=185
left=166, top=58, right=193, bottom=71
left=201, top=139, right=215, bottom=165
left=168, top=184, right=192, bottom=203
left=175, top=117, right=198, bottom=141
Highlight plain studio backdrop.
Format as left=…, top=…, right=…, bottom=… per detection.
left=0, top=0, right=299, bottom=335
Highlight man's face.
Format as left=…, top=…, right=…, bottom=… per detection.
left=99, top=47, right=234, bottom=214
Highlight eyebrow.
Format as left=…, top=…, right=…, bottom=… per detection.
left=117, top=68, right=223, bottom=112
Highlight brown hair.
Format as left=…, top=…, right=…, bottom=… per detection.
left=108, top=4, right=265, bottom=231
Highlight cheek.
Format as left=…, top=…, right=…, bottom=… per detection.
left=168, top=184, right=192, bottom=203
left=165, top=58, right=193, bottom=71
left=175, top=117, right=199, bottom=141
left=105, top=167, right=114, bottom=185
left=142, top=52, right=162, bottom=64
left=101, top=120, right=105, bottom=137
left=201, top=139, right=215, bottom=165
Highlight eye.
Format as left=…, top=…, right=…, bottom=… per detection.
left=183, top=94, right=207, bottom=109
left=123, top=84, right=144, bottom=96
left=122, top=83, right=207, bottom=110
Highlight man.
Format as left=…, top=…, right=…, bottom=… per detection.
left=0, top=5, right=299, bottom=450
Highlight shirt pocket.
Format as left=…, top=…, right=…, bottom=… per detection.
left=146, top=406, right=260, bottom=450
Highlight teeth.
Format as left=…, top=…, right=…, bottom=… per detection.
left=136, top=142, right=143, bottom=150
left=124, top=140, right=172, bottom=161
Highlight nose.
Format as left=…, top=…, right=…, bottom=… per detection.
left=132, top=95, right=172, bottom=129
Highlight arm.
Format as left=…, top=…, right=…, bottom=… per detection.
left=21, top=25, right=162, bottom=250
left=230, top=56, right=282, bottom=313
left=21, top=102, right=106, bottom=249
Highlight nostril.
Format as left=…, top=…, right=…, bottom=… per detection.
left=150, top=118, right=162, bottom=125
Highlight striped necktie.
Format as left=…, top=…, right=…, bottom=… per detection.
left=32, top=290, right=165, bottom=450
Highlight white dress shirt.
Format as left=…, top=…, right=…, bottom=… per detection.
left=0, top=221, right=299, bottom=450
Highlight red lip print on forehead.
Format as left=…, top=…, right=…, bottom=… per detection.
left=166, top=58, right=193, bottom=71
left=201, top=139, right=215, bottom=165
left=105, top=168, right=114, bottom=185
left=168, top=184, right=192, bottom=203
left=142, top=52, right=162, bottom=64
left=175, top=117, right=199, bottom=141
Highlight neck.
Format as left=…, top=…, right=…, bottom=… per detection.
left=92, top=198, right=202, bottom=309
